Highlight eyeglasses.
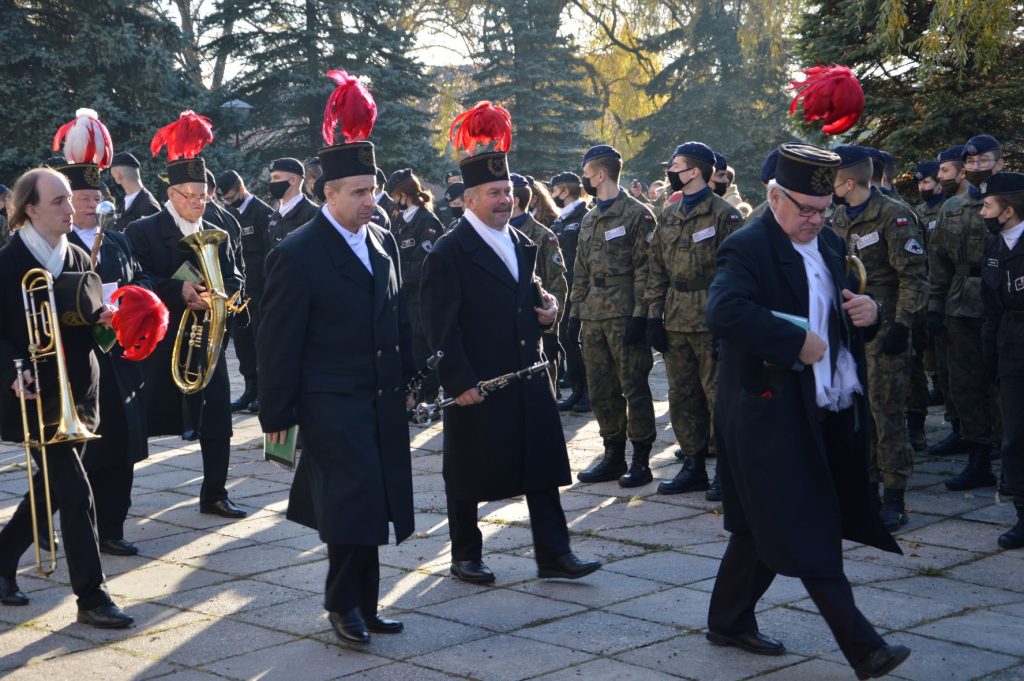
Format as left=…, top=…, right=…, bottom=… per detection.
left=777, top=187, right=830, bottom=218
left=171, top=187, right=209, bottom=205
left=964, top=156, right=996, bottom=170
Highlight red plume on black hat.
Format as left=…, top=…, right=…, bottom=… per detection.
left=449, top=101, right=512, bottom=156
left=788, top=65, right=864, bottom=136
left=150, top=110, right=214, bottom=161
left=322, top=70, right=377, bottom=146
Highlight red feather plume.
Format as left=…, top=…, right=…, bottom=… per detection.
left=788, top=65, right=864, bottom=136
left=150, top=110, right=214, bottom=161
left=52, top=108, right=114, bottom=168
left=322, top=70, right=377, bottom=146
left=110, top=286, right=170, bottom=361
left=449, top=101, right=512, bottom=155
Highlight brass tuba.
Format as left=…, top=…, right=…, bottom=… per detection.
left=171, top=230, right=248, bottom=394
left=15, top=268, right=100, bottom=576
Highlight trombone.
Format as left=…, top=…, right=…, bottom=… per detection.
left=15, top=268, right=100, bottom=576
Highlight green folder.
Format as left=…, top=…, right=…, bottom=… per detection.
left=264, top=426, right=299, bottom=470
left=92, top=324, right=118, bottom=353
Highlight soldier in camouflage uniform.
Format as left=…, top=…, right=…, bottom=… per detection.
left=571, top=145, right=657, bottom=488
left=645, top=142, right=743, bottom=501
left=830, top=146, right=928, bottom=531
left=510, top=174, right=568, bottom=384
left=929, top=135, right=1006, bottom=490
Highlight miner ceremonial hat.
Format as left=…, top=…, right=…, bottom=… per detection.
left=775, top=143, right=841, bottom=197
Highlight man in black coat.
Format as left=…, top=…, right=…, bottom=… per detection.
left=420, top=139, right=600, bottom=585
left=259, top=137, right=415, bottom=646
left=705, top=144, right=910, bottom=679
left=125, top=154, right=246, bottom=520
left=219, top=170, right=274, bottom=412
left=267, top=158, right=319, bottom=245
left=109, top=152, right=160, bottom=232
left=64, top=169, right=152, bottom=556
left=0, top=168, right=133, bottom=628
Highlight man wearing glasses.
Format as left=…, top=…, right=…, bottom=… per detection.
left=126, top=147, right=247, bottom=519
left=705, top=143, right=910, bottom=680
left=929, top=135, right=1005, bottom=492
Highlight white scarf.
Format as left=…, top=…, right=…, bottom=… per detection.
left=20, top=222, right=68, bottom=277
left=165, top=200, right=203, bottom=237
left=790, top=239, right=862, bottom=411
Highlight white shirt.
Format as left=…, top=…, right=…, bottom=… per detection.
left=123, top=190, right=140, bottom=212
left=375, top=191, right=387, bottom=204
left=238, top=194, right=254, bottom=214
left=72, top=225, right=100, bottom=263
left=465, top=208, right=518, bottom=281
left=164, top=199, right=202, bottom=237
left=321, top=206, right=372, bottom=274
left=277, top=193, right=304, bottom=218
left=402, top=205, right=419, bottom=223
left=558, top=198, right=584, bottom=219
left=1003, top=219, right=1024, bottom=250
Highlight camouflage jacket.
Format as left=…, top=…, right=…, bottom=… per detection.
left=915, top=197, right=945, bottom=252
left=646, top=191, right=743, bottom=332
left=928, top=190, right=986, bottom=319
left=519, top=214, right=568, bottom=331
left=569, top=191, right=656, bottom=321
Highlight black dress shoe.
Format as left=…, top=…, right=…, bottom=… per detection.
left=705, top=473, right=722, bottom=502
left=181, top=429, right=199, bottom=442
left=0, top=576, right=28, bottom=606
left=450, top=560, right=496, bottom=584
left=674, top=447, right=685, bottom=459
left=854, top=644, right=911, bottom=680
left=100, top=538, right=139, bottom=556
left=247, top=398, right=260, bottom=414
left=77, top=603, right=134, bottom=629
left=199, top=498, right=248, bottom=518
left=537, top=553, right=602, bottom=580
left=329, top=609, right=369, bottom=645
left=231, top=388, right=256, bottom=412
left=706, top=630, right=785, bottom=656
left=364, top=613, right=404, bottom=633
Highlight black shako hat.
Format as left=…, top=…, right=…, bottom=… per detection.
left=775, top=143, right=841, bottom=197
left=319, top=141, right=377, bottom=182
left=59, top=163, right=104, bottom=191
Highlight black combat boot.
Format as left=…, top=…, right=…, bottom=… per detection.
left=571, top=389, right=591, bottom=413
left=998, top=502, right=1024, bottom=550
left=991, top=441, right=1001, bottom=461
left=557, top=383, right=582, bottom=411
left=577, top=440, right=627, bottom=483
left=880, top=488, right=907, bottom=532
left=944, top=446, right=997, bottom=491
left=705, top=472, right=722, bottom=501
left=928, top=419, right=968, bottom=456
left=906, top=411, right=926, bottom=452
left=619, top=441, right=653, bottom=488
left=927, top=377, right=943, bottom=406
left=231, top=380, right=257, bottom=412
left=657, top=452, right=709, bottom=494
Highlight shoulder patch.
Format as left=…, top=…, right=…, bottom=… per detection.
left=904, top=238, right=924, bottom=256
left=426, top=228, right=437, bottom=237
left=643, top=213, right=654, bottom=223
left=896, top=216, right=909, bottom=226
left=421, top=240, right=433, bottom=253
left=552, top=252, right=563, bottom=266
left=729, top=213, right=740, bottom=222
left=547, top=235, right=559, bottom=245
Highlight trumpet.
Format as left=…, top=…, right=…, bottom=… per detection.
left=171, top=230, right=248, bottom=394
left=15, top=268, right=100, bottom=576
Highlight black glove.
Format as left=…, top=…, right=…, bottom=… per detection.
left=567, top=317, right=582, bottom=343
left=927, top=311, right=946, bottom=337
left=623, top=316, right=647, bottom=345
left=542, top=334, right=562, bottom=363
left=911, top=322, right=928, bottom=355
left=880, top=321, right=910, bottom=355
left=647, top=319, right=667, bottom=353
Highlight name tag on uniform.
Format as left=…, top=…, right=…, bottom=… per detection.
left=564, top=222, right=580, bottom=232
left=928, top=220, right=937, bottom=231
left=857, top=232, right=880, bottom=249
left=240, top=226, right=254, bottom=236
left=400, top=238, right=415, bottom=248
left=605, top=225, right=626, bottom=240
left=693, top=226, right=716, bottom=243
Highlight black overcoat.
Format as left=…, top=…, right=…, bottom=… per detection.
left=706, top=210, right=900, bottom=578
left=115, top=188, right=160, bottom=232
left=67, top=230, right=150, bottom=469
left=257, top=210, right=415, bottom=546
left=125, top=210, right=241, bottom=439
left=230, top=196, right=274, bottom=299
left=0, top=234, right=100, bottom=443
left=420, top=219, right=571, bottom=502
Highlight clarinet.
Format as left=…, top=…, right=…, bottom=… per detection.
left=406, top=351, right=443, bottom=394
left=435, top=360, right=549, bottom=409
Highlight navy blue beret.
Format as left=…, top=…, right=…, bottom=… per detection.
left=582, top=144, right=621, bottom=166
left=832, top=145, right=871, bottom=169
left=509, top=173, right=529, bottom=188
left=205, top=169, right=216, bottom=188
left=937, top=145, right=965, bottom=164
left=217, top=170, right=242, bottom=192
left=43, top=155, right=67, bottom=168
left=879, top=150, right=896, bottom=167
left=760, top=148, right=780, bottom=184
left=386, top=168, right=413, bottom=193
left=713, top=151, right=727, bottom=171
left=0, top=184, right=8, bottom=193
left=550, top=171, right=582, bottom=187
left=671, top=142, right=715, bottom=167
left=979, top=172, right=1024, bottom=197
left=444, top=182, right=464, bottom=202
left=963, top=135, right=1001, bottom=159
left=270, top=157, right=304, bottom=176
left=913, top=161, right=940, bottom=181
left=110, top=152, right=141, bottom=168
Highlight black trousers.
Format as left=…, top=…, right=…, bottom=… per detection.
left=708, top=532, right=883, bottom=667
left=447, top=487, right=570, bottom=564
left=999, top=374, right=1024, bottom=499
left=559, top=301, right=586, bottom=390
left=231, top=300, right=260, bottom=386
left=86, top=462, right=134, bottom=541
left=0, top=443, right=111, bottom=610
left=199, top=437, right=230, bottom=504
left=325, top=544, right=380, bottom=615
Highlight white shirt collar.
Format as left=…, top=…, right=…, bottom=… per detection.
left=465, top=208, right=518, bottom=281
left=321, top=206, right=372, bottom=273
left=559, top=198, right=584, bottom=219
left=278, top=193, right=304, bottom=217
left=124, top=190, right=140, bottom=210
left=1003, top=219, right=1024, bottom=250
left=402, top=204, right=419, bottom=223
left=238, top=194, right=254, bottom=213
left=165, top=199, right=203, bottom=237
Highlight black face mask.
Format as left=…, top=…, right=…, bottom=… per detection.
left=985, top=214, right=1007, bottom=235
left=269, top=180, right=290, bottom=200
left=450, top=206, right=464, bottom=220
left=965, top=169, right=993, bottom=187
left=582, top=176, right=597, bottom=197
left=553, top=195, right=565, bottom=208
left=920, top=188, right=937, bottom=202
left=832, top=184, right=849, bottom=207
left=712, top=182, right=728, bottom=197
left=668, top=168, right=697, bottom=193
left=940, top=178, right=961, bottom=196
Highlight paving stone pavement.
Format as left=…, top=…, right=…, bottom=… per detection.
left=1, top=349, right=1023, bottom=680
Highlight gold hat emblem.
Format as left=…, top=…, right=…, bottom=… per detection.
left=187, top=160, right=204, bottom=180
left=358, top=146, right=374, bottom=167
left=487, top=155, right=507, bottom=177
left=811, top=166, right=835, bottom=195
left=84, top=165, right=101, bottom=187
